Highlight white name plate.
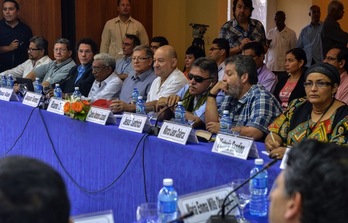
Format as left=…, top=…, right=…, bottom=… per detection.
left=280, top=147, right=291, bottom=169
left=158, top=121, right=192, bottom=145
left=212, top=134, right=258, bottom=160
left=73, top=210, right=114, bottom=223
left=178, top=184, right=239, bottom=223
left=47, top=98, right=65, bottom=115
left=118, top=112, right=147, bottom=133
left=22, top=91, right=41, bottom=107
left=86, top=106, right=115, bottom=125
left=0, top=87, right=18, bottom=101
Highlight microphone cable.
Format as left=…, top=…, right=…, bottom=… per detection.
left=38, top=108, right=147, bottom=193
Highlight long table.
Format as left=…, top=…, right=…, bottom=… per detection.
left=0, top=100, right=281, bottom=222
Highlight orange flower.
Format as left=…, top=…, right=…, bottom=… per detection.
left=81, top=100, right=90, bottom=106
left=71, top=101, right=83, bottom=112
left=64, top=102, right=71, bottom=113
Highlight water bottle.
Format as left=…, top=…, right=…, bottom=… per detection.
left=249, top=158, right=268, bottom=216
left=132, top=87, right=139, bottom=104
left=174, top=101, right=186, bottom=124
left=157, top=178, right=178, bottom=223
left=33, top=77, right=43, bottom=94
left=220, top=110, right=232, bottom=133
left=72, top=86, right=82, bottom=100
left=7, top=74, right=14, bottom=88
left=54, top=83, right=62, bottom=99
left=1, top=74, right=7, bottom=88
left=135, top=96, right=145, bottom=114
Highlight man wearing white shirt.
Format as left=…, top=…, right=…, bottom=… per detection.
left=88, top=53, right=123, bottom=102
left=146, top=45, right=188, bottom=108
left=0, top=36, right=51, bottom=78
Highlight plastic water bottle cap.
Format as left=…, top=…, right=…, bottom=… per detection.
left=255, top=158, right=264, bottom=165
left=35, top=77, right=40, bottom=81
left=55, top=83, right=60, bottom=87
left=163, top=178, right=173, bottom=186
left=138, top=96, right=143, bottom=100
left=177, top=101, right=183, bottom=105
left=75, top=87, right=79, bottom=90
left=223, top=110, right=229, bottom=115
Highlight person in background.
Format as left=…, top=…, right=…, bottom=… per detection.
left=297, top=5, right=322, bottom=67
left=218, top=0, right=267, bottom=56
left=182, top=45, right=205, bottom=79
left=100, top=0, right=149, bottom=60
left=273, top=48, right=307, bottom=109
left=146, top=45, right=188, bottom=108
left=0, top=156, right=70, bottom=223
left=109, top=45, right=156, bottom=113
left=269, top=139, right=348, bottom=223
left=157, top=57, right=219, bottom=129
left=88, top=53, right=122, bottom=102
left=323, top=47, right=348, bottom=104
left=205, top=55, right=282, bottom=141
left=208, top=38, right=230, bottom=80
left=0, top=36, right=51, bottom=79
left=60, top=38, right=98, bottom=97
left=321, top=0, right=348, bottom=56
left=242, top=41, right=277, bottom=93
left=115, top=34, right=140, bottom=81
left=266, top=11, right=297, bottom=77
left=0, top=0, right=33, bottom=72
left=150, top=36, right=169, bottom=53
left=265, top=62, right=348, bottom=160
left=25, top=38, right=76, bottom=88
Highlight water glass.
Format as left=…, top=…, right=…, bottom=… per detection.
left=136, top=203, right=158, bottom=223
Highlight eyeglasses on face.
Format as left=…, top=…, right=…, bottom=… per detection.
left=132, top=57, right=150, bottom=62
left=303, top=81, right=333, bottom=88
left=28, top=48, right=40, bottom=52
left=188, top=73, right=213, bottom=83
left=92, top=66, right=108, bottom=73
left=324, top=56, right=338, bottom=61
left=53, top=48, right=68, bottom=53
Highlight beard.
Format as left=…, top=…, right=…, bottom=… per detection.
left=225, top=81, right=242, bottom=98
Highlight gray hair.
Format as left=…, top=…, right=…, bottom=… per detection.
left=94, top=53, right=116, bottom=70
left=133, top=45, right=154, bottom=59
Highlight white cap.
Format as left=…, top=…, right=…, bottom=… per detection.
left=75, top=87, right=79, bottom=90
left=55, top=83, right=60, bottom=87
left=223, top=110, right=229, bottom=115
left=35, top=77, right=40, bottom=80
left=138, top=96, right=143, bottom=100
left=163, top=178, right=173, bottom=186
left=255, top=158, right=264, bottom=165
left=178, top=101, right=183, bottom=105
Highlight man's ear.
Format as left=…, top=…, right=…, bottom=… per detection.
left=284, top=192, right=302, bottom=221
left=171, top=58, right=177, bottom=67
left=241, top=73, right=248, bottom=84
left=339, top=59, right=346, bottom=69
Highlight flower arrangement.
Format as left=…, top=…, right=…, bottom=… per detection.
left=63, top=97, right=91, bottom=121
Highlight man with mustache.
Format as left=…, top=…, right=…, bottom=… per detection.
left=205, top=55, right=282, bottom=140
left=157, top=57, right=219, bottom=129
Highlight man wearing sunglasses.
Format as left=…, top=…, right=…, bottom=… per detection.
left=157, top=57, right=220, bottom=129
left=205, top=55, right=282, bottom=140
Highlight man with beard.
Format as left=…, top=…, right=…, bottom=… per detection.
left=205, top=55, right=282, bottom=140
left=157, top=57, right=220, bottom=129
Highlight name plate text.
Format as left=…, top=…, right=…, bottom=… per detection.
left=22, top=91, right=41, bottom=107
left=118, top=112, right=147, bottom=133
left=158, top=121, right=192, bottom=145
left=47, top=98, right=65, bottom=115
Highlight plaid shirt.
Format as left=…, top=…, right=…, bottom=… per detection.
left=219, top=18, right=267, bottom=48
left=220, top=84, right=283, bottom=134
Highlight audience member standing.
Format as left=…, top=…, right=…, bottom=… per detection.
left=218, top=0, right=267, bottom=56
left=297, top=5, right=323, bottom=67
left=100, top=0, right=149, bottom=60
left=0, top=0, right=33, bottom=72
left=321, top=0, right=348, bottom=56
left=266, top=11, right=297, bottom=76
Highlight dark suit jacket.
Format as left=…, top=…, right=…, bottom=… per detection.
left=273, top=69, right=306, bottom=105
left=60, top=63, right=95, bottom=97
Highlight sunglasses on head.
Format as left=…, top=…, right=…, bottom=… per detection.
left=188, top=73, right=213, bottom=83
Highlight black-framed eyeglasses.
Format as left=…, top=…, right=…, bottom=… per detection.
left=188, top=73, right=213, bottom=83
left=303, top=81, right=333, bottom=88
left=28, top=48, right=40, bottom=52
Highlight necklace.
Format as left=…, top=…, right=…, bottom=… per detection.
left=118, top=19, right=130, bottom=44
left=306, top=98, right=335, bottom=136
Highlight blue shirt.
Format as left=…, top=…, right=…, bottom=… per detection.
left=119, top=68, right=156, bottom=103
left=115, top=56, right=134, bottom=75
left=220, top=84, right=283, bottom=134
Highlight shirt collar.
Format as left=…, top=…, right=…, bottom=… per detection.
left=132, top=69, right=153, bottom=82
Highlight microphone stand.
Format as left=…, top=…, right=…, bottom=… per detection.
left=207, top=159, right=278, bottom=223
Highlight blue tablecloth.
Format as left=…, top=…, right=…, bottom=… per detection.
left=0, top=100, right=281, bottom=222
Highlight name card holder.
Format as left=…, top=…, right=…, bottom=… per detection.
left=212, top=133, right=258, bottom=160
left=118, top=112, right=147, bottom=133
left=158, top=121, right=193, bottom=145
left=47, top=98, right=65, bottom=115
left=0, top=87, right=19, bottom=101
left=86, top=106, right=115, bottom=125
left=22, top=91, right=41, bottom=107
left=72, top=210, right=114, bottom=223
left=280, top=147, right=291, bottom=169
left=177, top=184, right=239, bottom=223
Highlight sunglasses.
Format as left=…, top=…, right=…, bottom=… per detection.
left=188, top=73, right=213, bottom=83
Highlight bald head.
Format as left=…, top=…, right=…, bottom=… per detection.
left=153, top=45, right=178, bottom=78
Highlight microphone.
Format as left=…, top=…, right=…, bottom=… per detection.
left=207, top=159, right=278, bottom=223
left=166, top=210, right=195, bottom=223
left=148, top=94, right=191, bottom=136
